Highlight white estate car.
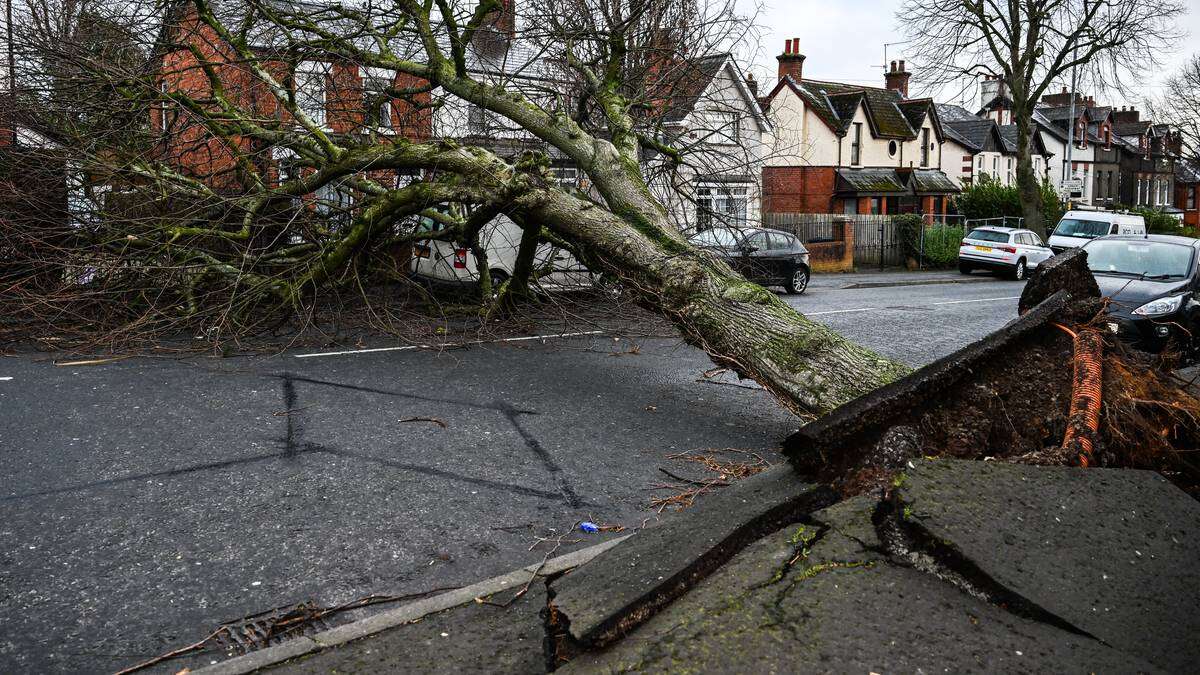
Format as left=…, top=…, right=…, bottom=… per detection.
left=958, top=226, right=1053, bottom=280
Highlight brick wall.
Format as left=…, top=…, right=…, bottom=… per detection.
left=762, top=166, right=837, bottom=214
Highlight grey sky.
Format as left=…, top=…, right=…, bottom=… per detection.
left=734, top=0, right=1198, bottom=110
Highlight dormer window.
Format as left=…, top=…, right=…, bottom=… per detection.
left=1104, top=126, right=1111, bottom=150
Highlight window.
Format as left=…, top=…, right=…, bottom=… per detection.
left=363, top=75, right=393, bottom=129
left=920, top=128, right=930, bottom=167
left=992, top=155, right=999, bottom=176
left=1006, top=157, right=1014, bottom=185
left=158, top=79, right=175, bottom=133
left=467, top=103, right=489, bottom=134
left=294, top=63, right=328, bottom=127
left=549, top=166, right=580, bottom=189
left=1187, top=187, right=1195, bottom=211
left=699, top=111, right=740, bottom=144
left=1104, top=127, right=1112, bottom=150
left=888, top=140, right=898, bottom=158
left=870, top=196, right=882, bottom=215
left=696, top=184, right=749, bottom=230
left=851, top=123, right=863, bottom=166
left=767, top=233, right=793, bottom=251
left=743, top=231, right=769, bottom=250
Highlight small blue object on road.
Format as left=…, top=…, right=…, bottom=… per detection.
left=579, top=521, right=599, bottom=533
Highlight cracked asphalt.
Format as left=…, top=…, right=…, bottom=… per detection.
left=0, top=272, right=1025, bottom=673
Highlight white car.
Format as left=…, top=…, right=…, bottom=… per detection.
left=410, top=214, right=591, bottom=291
left=958, top=226, right=1053, bottom=281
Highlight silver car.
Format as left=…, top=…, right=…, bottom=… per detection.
left=958, top=226, right=1053, bottom=280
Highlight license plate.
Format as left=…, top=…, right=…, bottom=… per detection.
left=973, top=245, right=992, bottom=252
left=413, top=244, right=431, bottom=258
left=1107, top=322, right=1119, bottom=334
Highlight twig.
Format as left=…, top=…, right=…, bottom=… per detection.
left=113, top=627, right=230, bottom=675
left=695, top=378, right=762, bottom=391
left=54, top=355, right=132, bottom=367
left=399, top=416, right=448, bottom=428
left=658, top=467, right=729, bottom=487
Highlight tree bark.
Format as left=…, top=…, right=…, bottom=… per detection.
left=514, top=189, right=911, bottom=417
left=1013, top=103, right=1046, bottom=238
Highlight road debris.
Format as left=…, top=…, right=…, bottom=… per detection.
left=399, top=416, right=449, bottom=428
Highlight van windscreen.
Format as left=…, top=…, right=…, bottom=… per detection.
left=1053, top=218, right=1110, bottom=239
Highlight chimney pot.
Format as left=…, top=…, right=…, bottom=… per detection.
left=899, top=59, right=906, bottom=72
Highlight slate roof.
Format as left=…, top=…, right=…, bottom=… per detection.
left=1113, top=120, right=1151, bottom=137
left=1177, top=161, right=1200, bottom=184
left=767, top=76, right=933, bottom=140
left=836, top=168, right=908, bottom=193
left=659, top=53, right=729, bottom=124
left=936, top=103, right=979, bottom=124
left=906, top=169, right=960, bottom=193
left=942, top=118, right=997, bottom=152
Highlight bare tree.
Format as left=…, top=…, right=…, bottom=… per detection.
left=0, top=0, right=910, bottom=416
left=1148, top=54, right=1200, bottom=167
left=900, top=0, right=1185, bottom=235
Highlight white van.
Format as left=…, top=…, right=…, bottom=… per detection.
left=410, top=214, right=592, bottom=291
left=1047, top=210, right=1146, bottom=253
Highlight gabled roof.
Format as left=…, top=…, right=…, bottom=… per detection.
left=942, top=118, right=1002, bottom=152
left=764, top=75, right=929, bottom=139
left=997, top=124, right=1050, bottom=156
left=976, top=94, right=1013, bottom=115
left=655, top=53, right=770, bottom=132
left=1177, top=160, right=1200, bottom=184
left=1113, top=120, right=1151, bottom=138
left=937, top=103, right=981, bottom=124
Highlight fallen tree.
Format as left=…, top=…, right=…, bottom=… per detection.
left=2, top=0, right=906, bottom=415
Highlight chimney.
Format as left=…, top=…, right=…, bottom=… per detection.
left=745, top=72, right=758, bottom=97
left=777, top=38, right=805, bottom=83
left=980, top=74, right=1007, bottom=109
left=884, top=59, right=911, bottom=98
left=1042, top=87, right=1085, bottom=107
left=1112, top=106, right=1140, bottom=124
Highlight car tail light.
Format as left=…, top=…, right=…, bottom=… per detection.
left=453, top=248, right=468, bottom=269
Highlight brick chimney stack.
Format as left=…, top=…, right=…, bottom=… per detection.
left=884, top=60, right=911, bottom=98
left=1112, top=106, right=1140, bottom=124
left=777, top=38, right=805, bottom=83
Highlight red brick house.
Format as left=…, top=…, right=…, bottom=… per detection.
left=151, top=1, right=432, bottom=191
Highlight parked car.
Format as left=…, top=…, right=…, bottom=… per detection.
left=1048, top=210, right=1146, bottom=253
left=1083, top=234, right=1200, bottom=356
left=958, top=226, right=1052, bottom=280
left=688, top=226, right=811, bottom=294
left=411, top=214, right=590, bottom=291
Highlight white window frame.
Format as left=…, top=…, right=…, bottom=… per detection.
left=294, top=61, right=330, bottom=128
left=850, top=123, right=863, bottom=166
left=362, top=67, right=396, bottom=131
left=696, top=182, right=750, bottom=230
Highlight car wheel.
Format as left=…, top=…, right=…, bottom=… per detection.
left=487, top=269, right=510, bottom=297
left=958, top=262, right=973, bottom=275
left=785, top=266, right=809, bottom=295
left=1011, top=259, right=1027, bottom=281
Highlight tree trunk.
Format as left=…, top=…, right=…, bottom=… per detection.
left=515, top=189, right=911, bottom=418
left=1013, top=103, right=1046, bottom=238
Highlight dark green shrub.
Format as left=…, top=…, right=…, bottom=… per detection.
left=892, top=213, right=964, bottom=268
left=1132, top=207, right=1185, bottom=234
left=953, top=174, right=1065, bottom=227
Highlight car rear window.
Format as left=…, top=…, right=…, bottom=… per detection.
left=965, top=229, right=1010, bottom=243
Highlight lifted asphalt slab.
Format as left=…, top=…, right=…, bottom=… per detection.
left=897, top=459, right=1200, bottom=673
left=548, top=466, right=832, bottom=646
left=564, top=492, right=1157, bottom=674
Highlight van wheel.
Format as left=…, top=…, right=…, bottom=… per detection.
left=1011, top=259, right=1027, bottom=281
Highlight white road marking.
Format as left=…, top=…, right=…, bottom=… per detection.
left=931, top=296, right=1021, bottom=306
left=0, top=377, right=12, bottom=381
left=294, top=330, right=605, bottom=359
left=806, top=307, right=878, bottom=316
left=805, top=295, right=1018, bottom=317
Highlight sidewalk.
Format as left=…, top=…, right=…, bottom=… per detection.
left=809, top=267, right=996, bottom=290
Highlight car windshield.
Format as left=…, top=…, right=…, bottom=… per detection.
left=965, top=229, right=1010, bottom=243
left=1085, top=240, right=1194, bottom=279
left=690, top=228, right=740, bottom=247
left=1053, top=218, right=1111, bottom=239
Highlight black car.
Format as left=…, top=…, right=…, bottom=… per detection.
left=689, top=226, right=811, bottom=294
left=1082, top=234, right=1200, bottom=355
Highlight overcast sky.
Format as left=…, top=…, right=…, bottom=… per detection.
left=733, top=0, right=1199, bottom=111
